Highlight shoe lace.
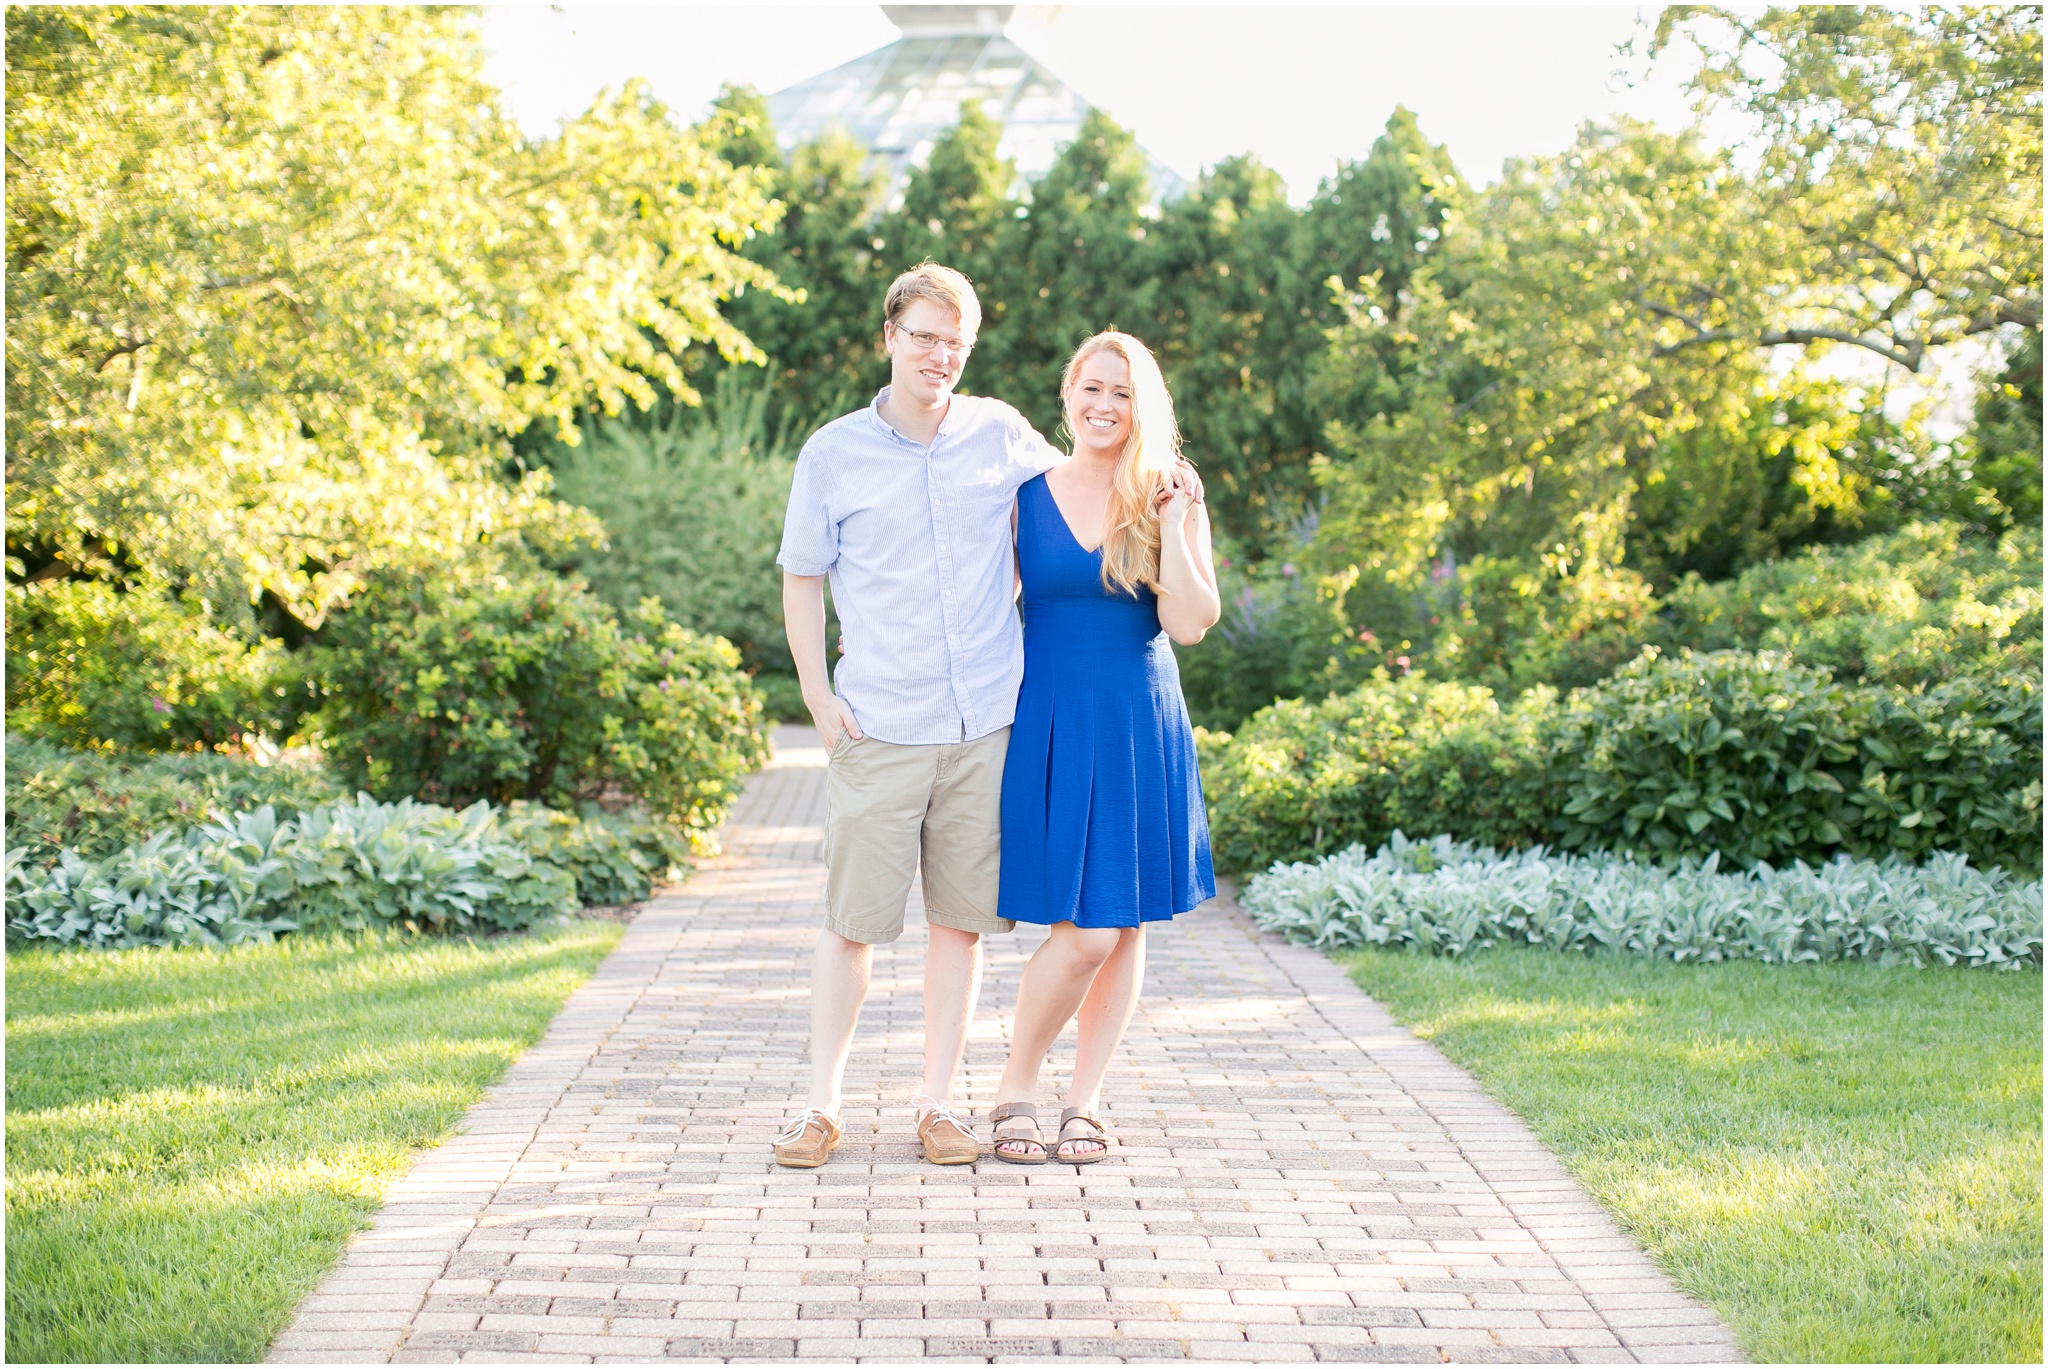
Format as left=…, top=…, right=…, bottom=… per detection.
left=917, top=1100, right=969, bottom=1133
left=775, top=1108, right=835, bottom=1144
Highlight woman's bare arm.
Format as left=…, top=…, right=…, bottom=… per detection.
left=1154, top=466, right=1221, bottom=645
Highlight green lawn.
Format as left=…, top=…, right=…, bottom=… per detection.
left=5, top=920, right=622, bottom=1364
left=1338, top=949, right=2043, bottom=1363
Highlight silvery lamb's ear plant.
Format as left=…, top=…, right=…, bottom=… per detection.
left=1241, top=832, right=2043, bottom=970
left=6, top=796, right=583, bottom=949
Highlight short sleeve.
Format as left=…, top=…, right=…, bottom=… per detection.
left=776, top=442, right=838, bottom=576
left=1004, top=406, right=1065, bottom=485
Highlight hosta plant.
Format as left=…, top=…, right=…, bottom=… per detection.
left=1241, top=831, right=2042, bottom=970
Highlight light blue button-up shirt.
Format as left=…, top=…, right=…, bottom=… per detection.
left=777, top=388, right=1064, bottom=745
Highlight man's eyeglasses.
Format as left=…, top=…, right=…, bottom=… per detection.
left=892, top=325, right=975, bottom=358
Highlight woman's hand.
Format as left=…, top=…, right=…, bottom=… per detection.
left=1154, top=459, right=1205, bottom=519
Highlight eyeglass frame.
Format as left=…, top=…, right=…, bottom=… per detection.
left=887, top=322, right=976, bottom=359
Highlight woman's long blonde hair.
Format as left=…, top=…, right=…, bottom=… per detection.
left=1061, top=330, right=1181, bottom=598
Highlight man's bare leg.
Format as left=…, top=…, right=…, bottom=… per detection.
left=806, top=929, right=874, bottom=1116
left=920, top=924, right=984, bottom=1107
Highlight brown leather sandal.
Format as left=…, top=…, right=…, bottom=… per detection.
left=1055, top=1108, right=1110, bottom=1164
left=990, top=1101, right=1047, bottom=1164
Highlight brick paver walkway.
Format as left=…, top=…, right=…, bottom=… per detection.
left=270, top=728, right=1741, bottom=1365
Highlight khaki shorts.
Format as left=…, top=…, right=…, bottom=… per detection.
left=823, top=727, right=1014, bottom=945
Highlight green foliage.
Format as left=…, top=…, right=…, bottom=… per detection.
left=1246, top=833, right=2041, bottom=968
left=1654, top=6, right=2041, bottom=372
left=1559, top=652, right=2027, bottom=868
left=1198, top=673, right=1548, bottom=873
left=882, top=96, right=1015, bottom=340
left=722, top=88, right=888, bottom=430
left=7, top=8, right=784, bottom=629
left=1340, top=951, right=2042, bottom=1362
left=5, top=734, right=342, bottom=865
left=310, top=568, right=767, bottom=842
left=1175, top=559, right=1373, bottom=729
left=5, top=922, right=618, bottom=1363
left=1427, top=554, right=1661, bottom=696
left=538, top=370, right=799, bottom=685
left=500, top=802, right=689, bottom=908
left=6, top=797, right=581, bottom=948
left=1967, top=329, right=2044, bottom=528
left=1312, top=122, right=1898, bottom=610
left=1663, top=521, right=2043, bottom=689
left=6, top=580, right=294, bottom=752
left=1202, top=650, right=2043, bottom=875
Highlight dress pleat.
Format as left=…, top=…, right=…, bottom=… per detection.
left=998, top=474, right=1216, bottom=929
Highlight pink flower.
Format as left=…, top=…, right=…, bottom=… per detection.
left=1395, top=655, right=1411, bottom=670
left=151, top=696, right=170, bottom=713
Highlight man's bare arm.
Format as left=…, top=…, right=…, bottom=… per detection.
left=783, top=573, right=863, bottom=744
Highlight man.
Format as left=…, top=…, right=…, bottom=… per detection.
left=773, top=262, right=1062, bottom=1167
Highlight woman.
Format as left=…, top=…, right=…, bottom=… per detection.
left=989, top=330, right=1222, bottom=1164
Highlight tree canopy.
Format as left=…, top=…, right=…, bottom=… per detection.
left=7, top=7, right=787, bottom=627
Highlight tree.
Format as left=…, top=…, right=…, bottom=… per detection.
left=1969, top=329, right=2044, bottom=527
left=1309, top=121, right=1919, bottom=675
left=976, top=109, right=1162, bottom=433
left=713, top=86, right=889, bottom=428
left=884, top=99, right=1017, bottom=299
left=1648, top=5, right=2042, bottom=372
left=6, top=8, right=786, bottom=631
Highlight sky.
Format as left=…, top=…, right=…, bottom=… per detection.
left=480, top=3, right=1711, bottom=198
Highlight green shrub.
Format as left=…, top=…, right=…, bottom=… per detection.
left=1428, top=554, right=1661, bottom=696
left=1559, top=651, right=2041, bottom=873
left=5, top=581, right=292, bottom=752
left=5, top=734, right=344, bottom=865
left=1175, top=561, right=1374, bottom=730
left=538, top=369, right=803, bottom=704
left=310, top=567, right=767, bottom=847
left=1663, top=521, right=2042, bottom=689
left=1202, top=650, right=2043, bottom=876
left=501, top=802, right=690, bottom=906
left=6, top=797, right=578, bottom=948
left=1242, top=833, right=2041, bottom=969
left=1199, top=673, right=1535, bottom=873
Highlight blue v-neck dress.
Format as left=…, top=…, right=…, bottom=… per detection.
left=998, top=473, right=1215, bottom=928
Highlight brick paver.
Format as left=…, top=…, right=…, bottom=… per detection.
left=270, top=727, right=1742, bottom=1364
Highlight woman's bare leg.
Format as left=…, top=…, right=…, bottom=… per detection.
left=1066, top=926, right=1146, bottom=1118
left=994, top=922, right=1122, bottom=1105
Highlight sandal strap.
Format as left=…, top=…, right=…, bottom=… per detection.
left=990, top=1101, right=1038, bottom=1123
left=1059, top=1108, right=1104, bottom=1132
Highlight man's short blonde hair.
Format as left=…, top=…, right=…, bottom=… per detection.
left=883, top=261, right=982, bottom=340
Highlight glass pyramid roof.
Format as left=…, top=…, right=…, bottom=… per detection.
left=767, top=6, right=1187, bottom=201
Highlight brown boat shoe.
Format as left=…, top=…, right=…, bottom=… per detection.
left=915, top=1099, right=979, bottom=1165
left=772, top=1108, right=842, bottom=1168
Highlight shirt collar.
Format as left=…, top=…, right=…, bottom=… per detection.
left=870, top=386, right=967, bottom=445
